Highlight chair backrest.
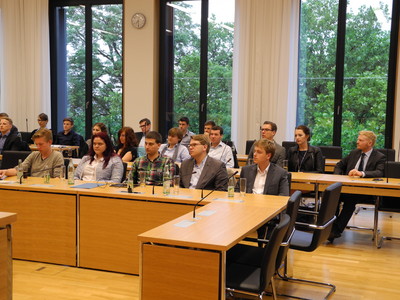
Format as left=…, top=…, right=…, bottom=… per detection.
left=245, top=140, right=255, bottom=155
left=376, top=148, right=396, bottom=162
left=224, top=140, right=239, bottom=168
left=385, top=161, right=400, bottom=178
left=282, top=141, right=296, bottom=154
left=311, top=182, right=342, bottom=249
left=275, top=191, right=302, bottom=270
left=1, top=151, right=31, bottom=169
left=19, top=131, right=32, bottom=144
left=259, top=214, right=290, bottom=292
left=319, top=146, right=342, bottom=159
left=287, top=172, right=292, bottom=191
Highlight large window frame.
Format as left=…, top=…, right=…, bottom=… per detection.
left=49, top=0, right=123, bottom=139
left=298, top=0, right=399, bottom=149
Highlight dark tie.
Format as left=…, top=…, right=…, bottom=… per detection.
left=358, top=153, right=366, bottom=171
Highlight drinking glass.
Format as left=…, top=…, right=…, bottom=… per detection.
left=139, top=171, right=146, bottom=187
left=240, top=178, right=247, bottom=197
left=59, top=165, right=66, bottom=181
left=282, top=160, right=288, bottom=171
left=173, top=175, right=180, bottom=194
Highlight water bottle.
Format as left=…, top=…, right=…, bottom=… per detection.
left=17, top=159, right=23, bottom=183
left=163, top=166, right=171, bottom=195
left=228, top=176, right=235, bottom=197
left=68, top=159, right=75, bottom=185
left=43, top=165, right=50, bottom=184
left=127, top=170, right=134, bottom=193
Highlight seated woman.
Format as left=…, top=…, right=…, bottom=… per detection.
left=86, top=122, right=108, bottom=147
left=115, top=126, right=138, bottom=162
left=159, top=127, right=190, bottom=163
left=30, top=113, right=49, bottom=143
left=75, top=132, right=124, bottom=183
left=287, top=125, right=324, bottom=173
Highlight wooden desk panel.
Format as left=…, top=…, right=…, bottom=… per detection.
left=141, top=244, right=220, bottom=300
left=0, top=190, right=76, bottom=265
left=79, top=196, right=194, bottom=274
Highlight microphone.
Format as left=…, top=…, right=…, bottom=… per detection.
left=26, top=118, right=28, bottom=132
left=194, top=171, right=238, bottom=219
left=224, top=158, right=232, bottom=167
left=22, top=164, right=64, bottom=184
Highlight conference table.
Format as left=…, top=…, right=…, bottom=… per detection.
left=291, top=172, right=400, bottom=247
left=0, top=212, right=17, bottom=300
left=138, top=194, right=288, bottom=300
left=0, top=176, right=287, bottom=280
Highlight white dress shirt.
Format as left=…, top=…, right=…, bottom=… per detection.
left=252, top=164, right=270, bottom=194
left=208, top=141, right=234, bottom=168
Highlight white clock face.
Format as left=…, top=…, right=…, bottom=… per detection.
left=132, top=13, right=146, bottom=29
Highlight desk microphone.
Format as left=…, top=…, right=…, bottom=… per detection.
left=224, top=158, right=232, bottom=167
left=194, top=171, right=238, bottom=219
left=26, top=118, right=29, bottom=132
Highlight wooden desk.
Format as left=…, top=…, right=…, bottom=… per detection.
left=0, top=178, right=77, bottom=266
left=237, top=154, right=247, bottom=167
left=291, top=173, right=400, bottom=247
left=138, top=194, right=288, bottom=300
left=0, top=212, right=17, bottom=300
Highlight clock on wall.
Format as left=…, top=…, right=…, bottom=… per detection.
left=131, top=13, right=146, bottom=29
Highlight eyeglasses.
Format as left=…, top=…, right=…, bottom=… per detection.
left=188, top=143, right=202, bottom=148
left=139, top=124, right=147, bottom=128
left=260, top=128, right=273, bottom=132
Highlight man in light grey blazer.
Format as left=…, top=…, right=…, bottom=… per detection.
left=180, top=134, right=228, bottom=191
left=247, top=121, right=286, bottom=167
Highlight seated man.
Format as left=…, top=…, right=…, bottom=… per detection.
left=247, top=121, right=286, bottom=167
left=239, top=138, right=289, bottom=242
left=329, top=130, right=386, bottom=242
left=203, top=120, right=216, bottom=136
left=0, top=117, right=23, bottom=154
left=56, top=117, right=80, bottom=146
left=180, top=134, right=228, bottom=191
left=208, top=126, right=234, bottom=168
left=239, top=138, right=289, bottom=196
left=0, top=129, right=64, bottom=178
left=130, top=131, right=175, bottom=186
left=178, top=117, right=195, bottom=148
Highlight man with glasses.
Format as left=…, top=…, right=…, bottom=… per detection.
left=135, top=118, right=151, bottom=157
left=247, top=121, right=285, bottom=167
left=180, top=134, right=228, bottom=191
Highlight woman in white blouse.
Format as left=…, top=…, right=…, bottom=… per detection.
left=75, top=132, right=124, bottom=183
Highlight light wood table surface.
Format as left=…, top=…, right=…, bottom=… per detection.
left=138, top=194, right=288, bottom=300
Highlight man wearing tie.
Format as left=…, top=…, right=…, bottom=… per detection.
left=329, top=130, right=386, bottom=242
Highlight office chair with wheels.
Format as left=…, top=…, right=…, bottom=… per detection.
left=279, top=182, right=342, bottom=300
left=226, top=214, right=291, bottom=300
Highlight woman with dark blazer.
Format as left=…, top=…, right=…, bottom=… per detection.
left=287, top=125, right=324, bottom=173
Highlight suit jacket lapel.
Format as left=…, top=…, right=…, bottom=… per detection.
left=197, top=157, right=209, bottom=188
left=247, top=165, right=257, bottom=193
left=184, top=159, right=195, bottom=188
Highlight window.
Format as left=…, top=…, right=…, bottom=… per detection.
left=49, top=0, right=123, bottom=139
left=159, top=0, right=234, bottom=139
left=297, top=0, right=398, bottom=154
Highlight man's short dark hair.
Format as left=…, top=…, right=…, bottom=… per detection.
left=38, top=113, right=48, bottom=121
left=0, top=113, right=9, bottom=118
left=211, top=125, right=223, bottom=135
left=145, top=131, right=162, bottom=144
left=179, top=117, right=190, bottom=125
left=63, top=117, right=74, bottom=125
left=139, top=118, right=151, bottom=125
left=263, top=121, right=277, bottom=132
left=204, top=120, right=216, bottom=127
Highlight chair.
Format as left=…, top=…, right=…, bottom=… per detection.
left=282, top=141, right=296, bottom=154
left=18, top=131, right=32, bottom=144
left=226, top=214, right=291, bottom=300
left=279, top=182, right=342, bottom=299
left=376, top=162, right=400, bottom=247
left=245, top=140, right=256, bottom=155
left=376, top=148, right=396, bottom=161
left=226, top=191, right=301, bottom=297
left=1, top=151, right=31, bottom=169
left=319, top=145, right=342, bottom=159
left=224, top=140, right=239, bottom=168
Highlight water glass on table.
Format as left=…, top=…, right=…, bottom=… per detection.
left=240, top=178, right=247, bottom=197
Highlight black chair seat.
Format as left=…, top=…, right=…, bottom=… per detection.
left=226, top=263, right=262, bottom=293
left=289, top=230, right=314, bottom=250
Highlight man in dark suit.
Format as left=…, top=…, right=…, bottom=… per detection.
left=247, top=121, right=286, bottom=167
left=0, top=117, right=23, bottom=154
left=135, top=118, right=151, bottom=157
left=329, top=130, right=386, bottom=242
left=239, top=138, right=289, bottom=243
left=180, top=134, right=228, bottom=191
left=239, top=138, right=289, bottom=196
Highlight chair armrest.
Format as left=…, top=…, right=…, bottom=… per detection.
left=295, top=216, right=336, bottom=231
left=298, top=209, right=319, bottom=216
